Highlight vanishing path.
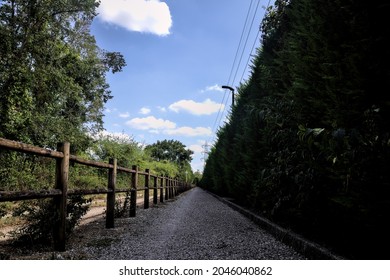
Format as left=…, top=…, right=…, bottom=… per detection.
left=89, top=187, right=304, bottom=260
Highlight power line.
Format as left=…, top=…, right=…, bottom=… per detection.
left=208, top=1, right=273, bottom=152
left=239, top=0, right=273, bottom=85
left=239, top=29, right=260, bottom=84
left=231, top=0, right=261, bottom=86
left=226, top=0, right=255, bottom=86
left=209, top=0, right=255, bottom=146
left=210, top=0, right=262, bottom=146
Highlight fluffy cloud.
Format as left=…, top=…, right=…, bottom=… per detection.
left=157, top=106, right=167, bottom=112
left=201, top=84, right=224, bottom=93
left=119, top=112, right=130, bottom=118
left=169, top=99, right=224, bottom=115
left=97, top=0, right=172, bottom=36
left=139, top=107, right=151, bottom=115
left=188, top=144, right=204, bottom=153
left=92, top=130, right=133, bottom=142
left=164, top=126, right=212, bottom=137
left=126, top=116, right=176, bottom=130
left=126, top=116, right=211, bottom=137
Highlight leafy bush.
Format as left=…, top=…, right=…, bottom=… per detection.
left=114, top=192, right=131, bottom=218
left=11, top=195, right=91, bottom=248
left=0, top=204, right=7, bottom=219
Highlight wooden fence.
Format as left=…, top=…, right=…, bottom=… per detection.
left=0, top=137, right=194, bottom=251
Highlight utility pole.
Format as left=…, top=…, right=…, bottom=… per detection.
left=201, top=141, right=210, bottom=168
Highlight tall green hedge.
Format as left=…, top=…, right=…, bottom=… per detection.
left=201, top=0, right=390, bottom=259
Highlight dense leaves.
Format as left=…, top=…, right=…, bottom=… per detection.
left=0, top=0, right=125, bottom=150
left=11, top=196, right=91, bottom=247
left=145, top=140, right=193, bottom=165
left=201, top=0, right=390, bottom=259
left=0, top=0, right=127, bottom=189
left=145, top=139, right=194, bottom=182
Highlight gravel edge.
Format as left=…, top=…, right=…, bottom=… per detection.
left=204, top=189, right=343, bottom=260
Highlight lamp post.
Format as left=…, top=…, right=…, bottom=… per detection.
left=222, top=85, right=235, bottom=107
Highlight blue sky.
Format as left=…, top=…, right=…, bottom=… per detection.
left=91, top=0, right=271, bottom=172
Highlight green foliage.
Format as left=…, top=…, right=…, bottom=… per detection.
left=201, top=0, right=390, bottom=259
left=145, top=139, right=194, bottom=181
left=11, top=195, right=91, bottom=247
left=114, top=193, right=131, bottom=218
left=69, top=163, right=107, bottom=190
left=0, top=204, right=7, bottom=218
left=192, top=170, right=202, bottom=185
left=0, top=152, right=55, bottom=191
left=0, top=0, right=125, bottom=149
left=90, top=133, right=140, bottom=168
left=145, top=139, right=194, bottom=166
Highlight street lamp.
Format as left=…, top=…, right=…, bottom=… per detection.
left=222, top=85, right=235, bottom=107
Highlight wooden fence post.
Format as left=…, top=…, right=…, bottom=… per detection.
left=170, top=177, right=173, bottom=199
left=144, top=169, right=150, bottom=209
left=153, top=176, right=158, bottom=205
left=168, top=178, right=172, bottom=199
left=54, top=142, right=70, bottom=251
left=106, top=158, right=117, bottom=228
left=173, top=178, right=176, bottom=197
left=165, top=177, right=169, bottom=200
left=160, top=176, right=164, bottom=203
left=130, top=165, right=138, bottom=217
left=172, top=178, right=175, bottom=198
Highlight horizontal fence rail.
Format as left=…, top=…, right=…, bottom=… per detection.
left=0, top=137, right=194, bottom=251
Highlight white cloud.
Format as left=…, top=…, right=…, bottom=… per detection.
left=105, top=107, right=118, bottom=114
left=126, top=116, right=176, bottom=130
left=164, top=126, right=212, bottom=137
left=139, top=107, right=151, bottom=115
left=97, top=0, right=172, bottom=36
left=157, top=106, right=167, bottom=112
left=201, top=84, right=224, bottom=93
left=126, top=116, right=211, bottom=137
left=169, top=99, right=224, bottom=115
left=119, top=112, right=130, bottom=118
left=92, top=130, right=134, bottom=142
left=188, top=144, right=204, bottom=153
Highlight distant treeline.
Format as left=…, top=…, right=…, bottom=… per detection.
left=200, top=0, right=390, bottom=259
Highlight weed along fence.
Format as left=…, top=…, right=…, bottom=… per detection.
left=0, top=137, right=194, bottom=251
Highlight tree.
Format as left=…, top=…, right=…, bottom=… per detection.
left=145, top=140, right=194, bottom=181
left=0, top=0, right=126, bottom=197
left=90, top=133, right=139, bottom=168
left=145, top=140, right=193, bottom=166
left=0, top=0, right=126, bottom=151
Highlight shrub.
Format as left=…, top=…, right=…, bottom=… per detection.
left=11, top=195, right=91, bottom=248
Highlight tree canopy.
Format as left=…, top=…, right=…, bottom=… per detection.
left=0, top=0, right=126, bottom=150
left=145, top=139, right=194, bottom=182
left=145, top=140, right=193, bottom=166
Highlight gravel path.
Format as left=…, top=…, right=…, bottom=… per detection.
left=86, top=187, right=304, bottom=260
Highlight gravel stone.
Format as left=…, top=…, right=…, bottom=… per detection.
left=1, top=187, right=305, bottom=260
left=82, top=187, right=305, bottom=260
